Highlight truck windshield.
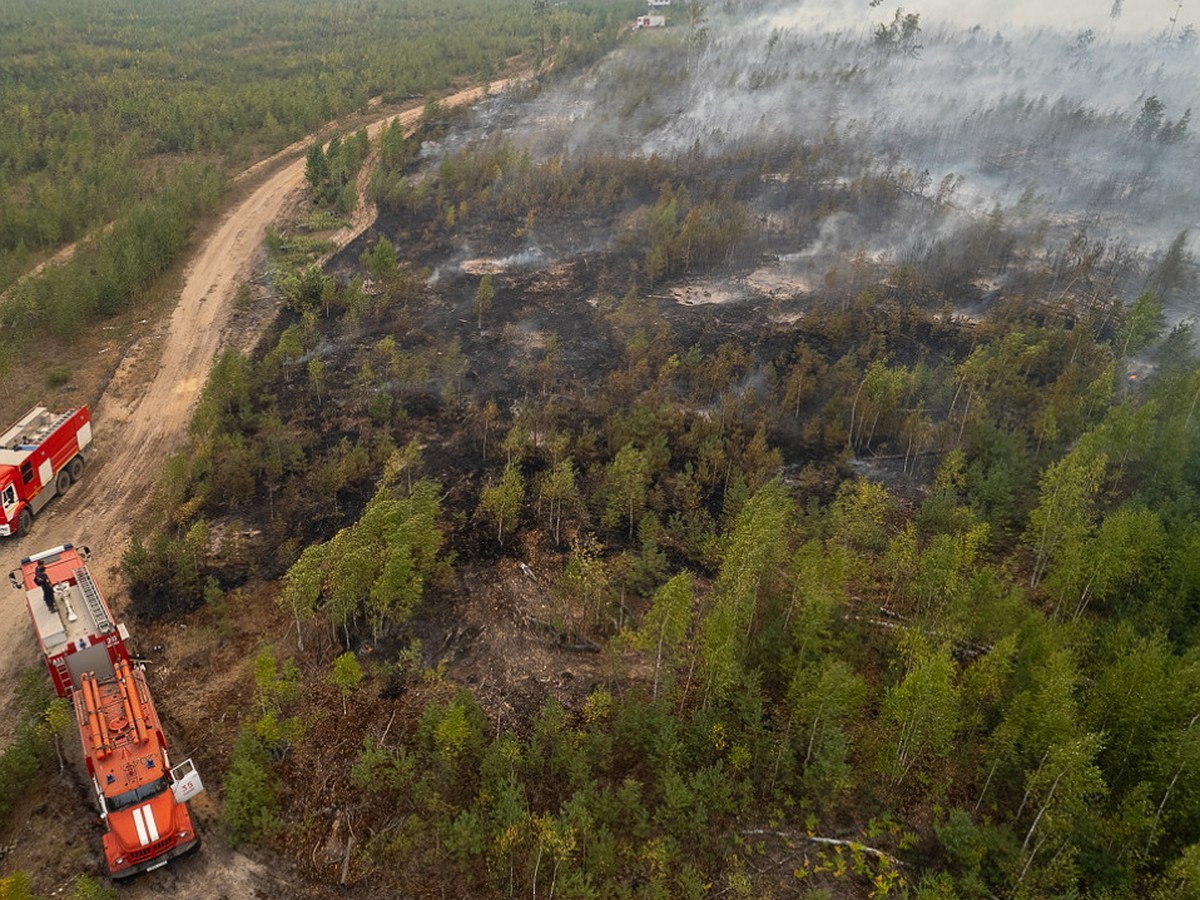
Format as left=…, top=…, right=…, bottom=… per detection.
left=108, top=775, right=169, bottom=812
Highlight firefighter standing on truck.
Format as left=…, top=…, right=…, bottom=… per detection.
left=34, top=562, right=55, bottom=612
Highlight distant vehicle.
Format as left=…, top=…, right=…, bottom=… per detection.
left=636, top=14, right=667, bottom=28
left=9, top=544, right=203, bottom=879
left=0, top=405, right=93, bottom=537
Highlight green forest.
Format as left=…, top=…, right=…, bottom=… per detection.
left=0, top=0, right=629, bottom=354
left=2, top=2, right=1200, bottom=899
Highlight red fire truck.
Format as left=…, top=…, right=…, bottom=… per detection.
left=0, top=405, right=93, bottom=537
left=9, top=544, right=203, bottom=878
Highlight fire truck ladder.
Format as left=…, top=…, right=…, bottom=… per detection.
left=73, top=566, right=112, bottom=635
left=52, top=656, right=71, bottom=690
left=29, top=411, right=72, bottom=445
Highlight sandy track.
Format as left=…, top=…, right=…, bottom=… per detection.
left=0, top=75, right=520, bottom=895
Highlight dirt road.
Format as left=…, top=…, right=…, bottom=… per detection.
left=0, top=75, right=519, bottom=896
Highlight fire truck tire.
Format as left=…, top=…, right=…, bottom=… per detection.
left=17, top=508, right=32, bottom=537
left=68, top=455, right=84, bottom=483
left=56, top=469, right=72, bottom=497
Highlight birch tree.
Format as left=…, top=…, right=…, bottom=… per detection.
left=602, top=443, right=650, bottom=541
left=699, top=480, right=792, bottom=701
left=785, top=657, right=866, bottom=799
left=879, top=636, right=960, bottom=785
left=1015, top=733, right=1106, bottom=892
left=478, top=463, right=525, bottom=544
left=329, top=652, right=363, bottom=716
left=281, top=542, right=327, bottom=650
left=1023, top=447, right=1107, bottom=595
left=635, top=572, right=694, bottom=699
left=539, top=458, right=583, bottom=547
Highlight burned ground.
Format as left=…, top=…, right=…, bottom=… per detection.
left=115, top=135, right=995, bottom=897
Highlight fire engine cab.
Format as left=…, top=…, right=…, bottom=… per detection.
left=0, top=405, right=93, bottom=537
left=9, top=544, right=203, bottom=878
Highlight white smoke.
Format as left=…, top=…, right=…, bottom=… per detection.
left=762, top=0, right=1183, bottom=38
left=502, top=0, right=1199, bottom=264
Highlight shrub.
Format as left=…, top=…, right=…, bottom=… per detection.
left=220, top=728, right=279, bottom=845
left=0, top=672, right=54, bottom=822
left=46, top=365, right=72, bottom=388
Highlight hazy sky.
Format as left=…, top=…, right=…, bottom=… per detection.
left=771, top=0, right=1190, bottom=38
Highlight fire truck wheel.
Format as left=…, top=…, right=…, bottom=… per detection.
left=68, top=456, right=84, bottom=483
left=17, top=508, right=32, bottom=537
left=56, top=469, right=71, bottom=496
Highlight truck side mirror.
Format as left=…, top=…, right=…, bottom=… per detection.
left=8, top=571, right=19, bottom=590
left=80, top=546, right=91, bottom=560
